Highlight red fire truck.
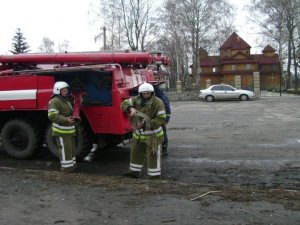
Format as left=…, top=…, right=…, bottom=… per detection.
left=0, top=51, right=169, bottom=159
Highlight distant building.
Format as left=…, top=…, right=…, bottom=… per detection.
left=193, top=32, right=281, bottom=91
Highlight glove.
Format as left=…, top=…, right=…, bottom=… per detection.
left=136, top=120, right=145, bottom=129
left=129, top=108, right=137, bottom=117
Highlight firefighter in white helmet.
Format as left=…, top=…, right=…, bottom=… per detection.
left=121, top=82, right=166, bottom=179
left=48, top=81, right=77, bottom=172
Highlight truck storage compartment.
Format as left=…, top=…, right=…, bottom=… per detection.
left=82, top=72, right=112, bottom=106
left=49, top=69, right=113, bottom=106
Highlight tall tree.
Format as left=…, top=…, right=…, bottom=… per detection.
left=38, top=37, right=55, bottom=53
left=90, top=0, right=234, bottom=89
left=57, top=40, right=70, bottom=53
left=92, top=0, right=157, bottom=51
left=285, top=0, right=300, bottom=90
left=247, top=0, right=300, bottom=90
left=10, top=28, right=30, bottom=54
left=91, top=0, right=124, bottom=50
left=161, top=0, right=235, bottom=88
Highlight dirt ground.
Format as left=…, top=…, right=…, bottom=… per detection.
left=0, top=96, right=300, bottom=225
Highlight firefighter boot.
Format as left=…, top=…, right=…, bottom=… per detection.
left=122, top=170, right=140, bottom=179
left=61, top=164, right=77, bottom=173
left=147, top=175, right=161, bottom=180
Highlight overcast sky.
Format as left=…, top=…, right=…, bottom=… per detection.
left=0, top=0, right=97, bottom=54
left=0, top=0, right=257, bottom=55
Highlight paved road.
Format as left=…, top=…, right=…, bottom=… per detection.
left=0, top=96, right=299, bottom=189
left=165, top=96, right=300, bottom=189
left=0, top=96, right=300, bottom=225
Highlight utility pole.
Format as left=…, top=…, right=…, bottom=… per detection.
left=103, top=26, right=107, bottom=50
left=174, top=35, right=181, bottom=92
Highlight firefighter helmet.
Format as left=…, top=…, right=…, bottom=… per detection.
left=138, top=82, right=154, bottom=93
left=53, top=81, right=69, bottom=94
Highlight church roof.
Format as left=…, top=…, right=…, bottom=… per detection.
left=196, top=32, right=279, bottom=67
left=262, top=45, right=276, bottom=53
left=219, top=32, right=251, bottom=50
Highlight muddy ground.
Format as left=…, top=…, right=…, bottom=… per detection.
left=0, top=96, right=300, bottom=225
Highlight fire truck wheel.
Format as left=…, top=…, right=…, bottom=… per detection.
left=45, top=124, right=92, bottom=160
left=106, top=135, right=123, bottom=147
left=1, top=119, right=40, bottom=159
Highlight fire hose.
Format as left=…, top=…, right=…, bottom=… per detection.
left=130, top=111, right=162, bottom=155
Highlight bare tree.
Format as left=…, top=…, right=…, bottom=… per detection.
left=208, top=0, right=235, bottom=54
left=161, top=0, right=235, bottom=89
left=38, top=37, right=55, bottom=53
left=90, top=0, right=234, bottom=89
left=248, top=0, right=288, bottom=87
left=91, top=0, right=124, bottom=50
left=91, top=0, right=158, bottom=51
left=247, top=0, right=300, bottom=90
left=57, top=40, right=71, bottom=53
left=285, top=0, right=300, bottom=90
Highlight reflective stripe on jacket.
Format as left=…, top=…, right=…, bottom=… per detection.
left=48, top=95, right=76, bottom=136
left=132, top=126, right=164, bottom=140
left=121, top=94, right=166, bottom=140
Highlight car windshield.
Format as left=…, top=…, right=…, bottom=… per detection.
left=223, top=85, right=235, bottom=91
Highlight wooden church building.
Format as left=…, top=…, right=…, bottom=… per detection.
left=197, top=32, right=281, bottom=91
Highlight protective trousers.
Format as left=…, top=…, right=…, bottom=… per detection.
left=129, top=136, right=163, bottom=177
left=55, top=136, right=76, bottom=172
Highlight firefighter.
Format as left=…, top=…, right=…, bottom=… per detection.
left=48, top=81, right=77, bottom=172
left=121, top=82, right=166, bottom=179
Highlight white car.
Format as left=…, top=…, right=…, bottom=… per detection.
left=199, top=84, right=255, bottom=102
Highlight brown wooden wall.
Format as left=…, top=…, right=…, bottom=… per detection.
left=223, top=75, right=235, bottom=86
left=200, top=75, right=222, bottom=88
left=241, top=74, right=253, bottom=90
left=260, top=74, right=280, bottom=90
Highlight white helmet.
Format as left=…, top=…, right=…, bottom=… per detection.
left=53, top=81, right=69, bottom=94
left=138, top=82, right=154, bottom=93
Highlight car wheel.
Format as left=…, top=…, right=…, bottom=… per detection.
left=205, top=95, right=214, bottom=102
left=240, top=94, right=249, bottom=101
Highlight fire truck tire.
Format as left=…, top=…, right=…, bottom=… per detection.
left=1, top=119, right=40, bottom=159
left=106, top=135, right=123, bottom=147
left=46, top=124, right=92, bottom=160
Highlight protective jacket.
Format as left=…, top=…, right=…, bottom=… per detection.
left=48, top=95, right=76, bottom=136
left=121, top=95, right=166, bottom=140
